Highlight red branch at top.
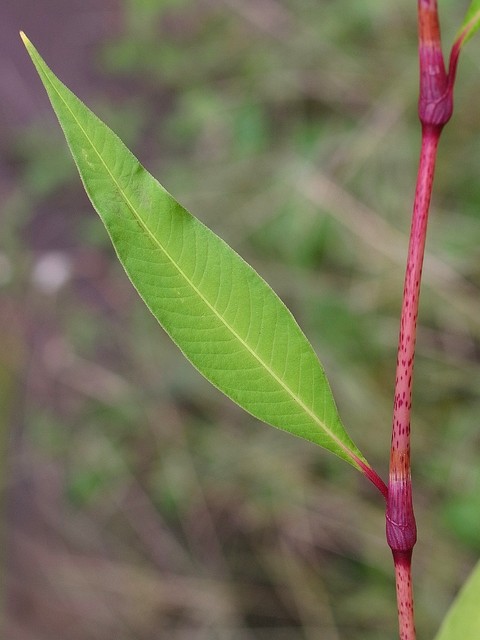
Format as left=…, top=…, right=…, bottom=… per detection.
left=417, top=0, right=453, bottom=128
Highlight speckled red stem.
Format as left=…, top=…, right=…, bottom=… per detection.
left=387, top=3, right=454, bottom=639
left=387, top=126, right=440, bottom=553
left=386, top=118, right=441, bottom=640
left=393, top=550, right=416, bottom=640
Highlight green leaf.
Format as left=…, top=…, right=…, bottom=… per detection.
left=434, top=560, right=480, bottom=640
left=20, top=32, right=368, bottom=470
left=456, top=0, right=480, bottom=47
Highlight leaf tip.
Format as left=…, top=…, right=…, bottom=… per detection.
left=19, top=31, right=30, bottom=47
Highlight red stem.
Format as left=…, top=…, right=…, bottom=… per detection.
left=387, top=125, right=440, bottom=544
left=393, top=550, right=416, bottom=640
left=386, top=3, right=455, bottom=638
left=387, top=125, right=441, bottom=640
left=356, top=458, right=388, bottom=499
left=417, top=1, right=451, bottom=126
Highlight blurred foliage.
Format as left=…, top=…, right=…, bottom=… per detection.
left=3, top=0, right=480, bottom=638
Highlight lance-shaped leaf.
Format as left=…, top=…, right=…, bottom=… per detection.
left=455, top=0, right=480, bottom=48
left=21, top=32, right=370, bottom=470
left=434, top=560, right=480, bottom=640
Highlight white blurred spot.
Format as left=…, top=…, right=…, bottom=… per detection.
left=32, top=251, right=73, bottom=294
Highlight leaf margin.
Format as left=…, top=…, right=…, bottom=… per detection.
left=434, top=559, right=480, bottom=640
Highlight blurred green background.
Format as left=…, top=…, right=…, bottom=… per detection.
left=2, top=1, right=480, bottom=638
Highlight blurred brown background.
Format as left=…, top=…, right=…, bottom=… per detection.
left=2, top=1, right=480, bottom=638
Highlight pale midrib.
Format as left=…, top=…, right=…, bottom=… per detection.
left=464, top=11, right=480, bottom=38
left=38, top=53, right=356, bottom=463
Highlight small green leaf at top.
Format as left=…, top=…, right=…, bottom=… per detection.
left=20, top=32, right=371, bottom=471
left=456, top=0, right=480, bottom=47
left=434, top=560, right=480, bottom=640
